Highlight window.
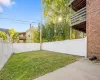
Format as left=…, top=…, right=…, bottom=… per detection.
left=28, top=32, right=31, bottom=37
left=28, top=35, right=30, bottom=37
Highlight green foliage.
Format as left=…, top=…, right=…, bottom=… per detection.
left=32, top=0, right=82, bottom=42
left=42, top=0, right=70, bottom=42
left=9, top=28, right=15, bottom=38
left=9, top=28, right=19, bottom=43
left=42, top=21, right=70, bottom=42
left=0, top=31, right=8, bottom=40
left=12, top=32, right=19, bottom=43
left=0, top=50, right=79, bottom=80
left=72, top=29, right=76, bottom=39
left=43, top=0, right=70, bottom=23
left=42, top=23, right=54, bottom=42
left=33, top=27, right=40, bottom=43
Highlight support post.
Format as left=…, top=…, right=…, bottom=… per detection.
left=40, top=0, right=42, bottom=50
left=70, top=5, right=72, bottom=39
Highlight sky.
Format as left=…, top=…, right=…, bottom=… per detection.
left=0, top=0, right=42, bottom=32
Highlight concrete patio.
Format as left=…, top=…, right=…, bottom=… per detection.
left=34, top=59, right=100, bottom=80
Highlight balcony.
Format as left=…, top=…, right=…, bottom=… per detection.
left=19, top=32, right=26, bottom=40
left=69, top=0, right=86, bottom=11
left=19, top=36, right=26, bottom=40
left=71, top=7, right=86, bottom=32
left=71, top=7, right=86, bottom=26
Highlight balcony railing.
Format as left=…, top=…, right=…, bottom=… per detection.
left=71, top=7, right=86, bottom=26
left=19, top=36, right=26, bottom=40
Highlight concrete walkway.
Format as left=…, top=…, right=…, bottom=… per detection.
left=34, top=59, right=100, bottom=80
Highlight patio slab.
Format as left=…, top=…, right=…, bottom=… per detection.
left=34, top=59, right=100, bottom=80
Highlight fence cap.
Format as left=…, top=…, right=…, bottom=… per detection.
left=0, top=39, right=9, bottom=43
left=3, top=40, right=9, bottom=43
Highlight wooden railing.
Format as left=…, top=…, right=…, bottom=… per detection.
left=19, top=36, right=26, bottom=40
left=71, top=7, right=86, bottom=26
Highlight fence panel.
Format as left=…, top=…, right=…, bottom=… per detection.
left=43, top=38, right=87, bottom=57
left=13, top=43, right=40, bottom=53
left=0, top=39, right=13, bottom=70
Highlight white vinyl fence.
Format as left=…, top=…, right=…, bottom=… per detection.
left=0, top=38, right=13, bottom=70
left=43, top=38, right=87, bottom=57
left=0, top=38, right=87, bottom=70
left=13, top=43, right=40, bottom=53
left=0, top=42, right=40, bottom=70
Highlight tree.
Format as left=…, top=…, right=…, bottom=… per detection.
left=42, top=0, right=71, bottom=41
left=0, top=31, right=8, bottom=40
left=9, top=28, right=15, bottom=38
left=12, top=32, right=19, bottom=43
left=9, top=28, right=19, bottom=43
left=33, top=26, right=40, bottom=43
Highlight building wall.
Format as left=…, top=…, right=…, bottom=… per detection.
left=87, top=0, right=100, bottom=58
left=26, top=27, right=34, bottom=43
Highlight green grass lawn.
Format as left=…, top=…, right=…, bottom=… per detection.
left=0, top=50, right=80, bottom=80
